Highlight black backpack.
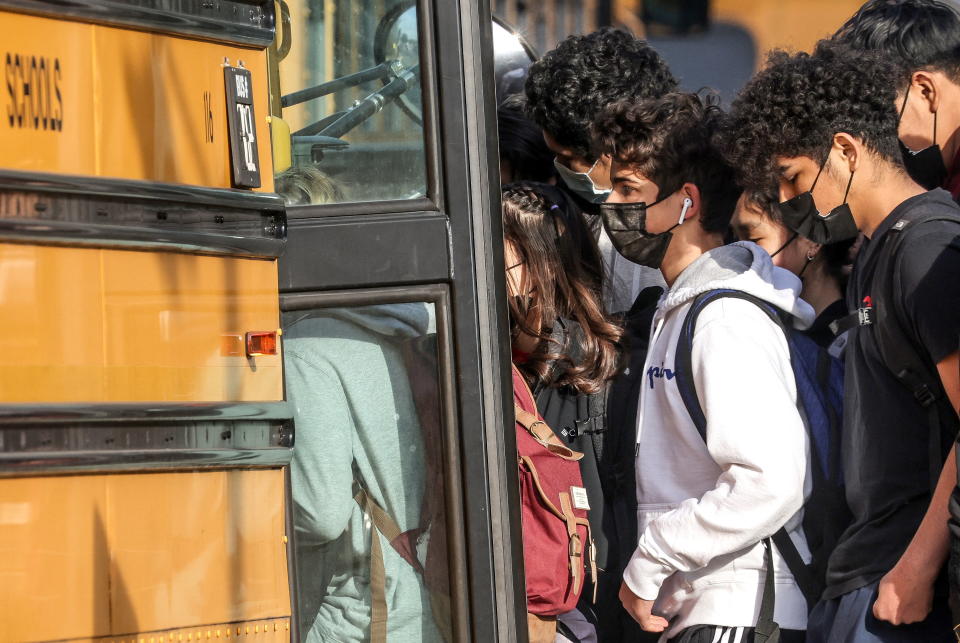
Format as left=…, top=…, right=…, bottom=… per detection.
left=831, top=209, right=960, bottom=492
left=673, top=289, right=849, bottom=609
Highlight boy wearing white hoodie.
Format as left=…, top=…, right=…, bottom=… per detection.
left=592, top=93, right=813, bottom=642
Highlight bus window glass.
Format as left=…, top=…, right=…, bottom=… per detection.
left=283, top=302, right=452, bottom=642
left=276, top=1, right=428, bottom=206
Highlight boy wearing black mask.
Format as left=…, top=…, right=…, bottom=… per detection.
left=834, top=0, right=960, bottom=199
left=720, top=42, right=960, bottom=641
left=594, top=93, right=813, bottom=642
left=524, top=28, right=677, bottom=313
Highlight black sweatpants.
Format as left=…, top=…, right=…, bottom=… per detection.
left=667, top=625, right=806, bottom=643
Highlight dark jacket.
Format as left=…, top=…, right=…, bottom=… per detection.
left=533, top=287, right=662, bottom=642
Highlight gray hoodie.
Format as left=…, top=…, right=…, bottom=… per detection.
left=284, top=303, right=444, bottom=643
left=622, top=242, right=816, bottom=639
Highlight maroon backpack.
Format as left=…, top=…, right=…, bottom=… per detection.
left=513, top=364, right=597, bottom=616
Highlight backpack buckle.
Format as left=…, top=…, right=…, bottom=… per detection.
left=574, top=416, right=606, bottom=435
left=914, top=385, right=937, bottom=408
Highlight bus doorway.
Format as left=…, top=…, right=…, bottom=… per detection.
left=271, top=0, right=523, bottom=641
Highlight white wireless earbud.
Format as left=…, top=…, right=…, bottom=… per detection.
left=678, top=197, right=693, bottom=225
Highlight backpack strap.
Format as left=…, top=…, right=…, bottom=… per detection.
left=771, top=528, right=820, bottom=608
left=560, top=492, right=586, bottom=596
left=754, top=539, right=782, bottom=643
left=674, top=289, right=789, bottom=439
left=515, top=403, right=585, bottom=461
left=514, top=366, right=585, bottom=461
left=354, top=482, right=445, bottom=643
left=354, top=485, right=396, bottom=643
left=865, top=214, right=960, bottom=490
left=579, top=388, right=608, bottom=462
left=674, top=289, right=822, bottom=609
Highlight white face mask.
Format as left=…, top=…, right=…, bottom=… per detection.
left=554, top=157, right=612, bottom=204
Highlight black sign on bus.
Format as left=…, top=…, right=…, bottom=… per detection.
left=223, top=65, right=260, bottom=189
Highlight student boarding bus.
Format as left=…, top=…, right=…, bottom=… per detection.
left=0, top=0, right=864, bottom=641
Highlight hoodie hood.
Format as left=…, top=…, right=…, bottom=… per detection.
left=287, top=302, right=432, bottom=339
left=660, top=241, right=815, bottom=329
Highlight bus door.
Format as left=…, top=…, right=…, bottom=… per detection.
left=0, top=0, right=294, bottom=640
left=270, top=0, right=525, bottom=640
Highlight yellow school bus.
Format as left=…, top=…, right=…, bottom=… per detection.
left=0, top=1, right=292, bottom=640
left=0, top=0, right=880, bottom=641
left=0, top=0, right=529, bottom=641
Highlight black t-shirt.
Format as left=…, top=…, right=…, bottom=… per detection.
left=825, top=189, right=960, bottom=599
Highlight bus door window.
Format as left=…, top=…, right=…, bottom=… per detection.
left=282, top=301, right=453, bottom=642
left=275, top=0, right=428, bottom=205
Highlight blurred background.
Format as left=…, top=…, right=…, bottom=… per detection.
left=491, top=0, right=867, bottom=104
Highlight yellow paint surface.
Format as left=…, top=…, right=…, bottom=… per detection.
left=712, top=0, right=865, bottom=60
left=0, top=243, right=282, bottom=403
left=0, top=470, right=290, bottom=642
left=613, top=0, right=865, bottom=67
left=0, top=10, right=273, bottom=190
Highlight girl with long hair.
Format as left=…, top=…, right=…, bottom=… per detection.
left=503, top=182, right=626, bottom=643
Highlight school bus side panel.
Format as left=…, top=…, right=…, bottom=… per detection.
left=0, top=243, right=281, bottom=403
left=0, top=470, right=289, bottom=641
left=2, top=10, right=273, bottom=191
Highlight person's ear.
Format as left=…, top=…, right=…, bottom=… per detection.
left=912, top=70, right=940, bottom=114
left=797, top=237, right=821, bottom=259
left=680, top=183, right=701, bottom=223
left=832, top=132, right=862, bottom=175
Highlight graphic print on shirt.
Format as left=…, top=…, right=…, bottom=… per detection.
left=647, top=363, right=676, bottom=389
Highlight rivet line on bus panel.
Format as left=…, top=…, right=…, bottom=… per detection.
left=100, top=617, right=290, bottom=642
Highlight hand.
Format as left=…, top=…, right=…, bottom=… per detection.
left=872, top=563, right=934, bottom=625
left=619, top=581, right=669, bottom=633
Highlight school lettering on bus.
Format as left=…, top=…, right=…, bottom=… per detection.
left=223, top=64, right=260, bottom=188
left=5, top=53, right=63, bottom=131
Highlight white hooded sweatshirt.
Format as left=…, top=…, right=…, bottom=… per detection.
left=622, top=242, right=815, bottom=639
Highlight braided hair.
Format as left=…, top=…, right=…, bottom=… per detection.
left=502, top=182, right=623, bottom=394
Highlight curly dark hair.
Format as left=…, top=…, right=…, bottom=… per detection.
left=501, top=182, right=622, bottom=394
left=717, top=41, right=903, bottom=201
left=591, top=92, right=740, bottom=234
left=523, top=28, right=677, bottom=162
left=834, top=0, right=960, bottom=90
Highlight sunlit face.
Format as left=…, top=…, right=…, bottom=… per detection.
left=504, top=241, right=528, bottom=298
left=731, top=194, right=800, bottom=273
left=776, top=153, right=849, bottom=215
left=606, top=160, right=685, bottom=235
left=731, top=193, right=820, bottom=277
left=543, top=130, right=612, bottom=189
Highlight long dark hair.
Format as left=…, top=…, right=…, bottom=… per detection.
left=502, top=182, right=622, bottom=394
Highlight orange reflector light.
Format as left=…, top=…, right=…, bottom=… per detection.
left=245, top=331, right=278, bottom=357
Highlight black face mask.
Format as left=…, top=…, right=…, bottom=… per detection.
left=777, top=157, right=859, bottom=245
left=599, top=193, right=682, bottom=269
left=898, top=93, right=947, bottom=190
